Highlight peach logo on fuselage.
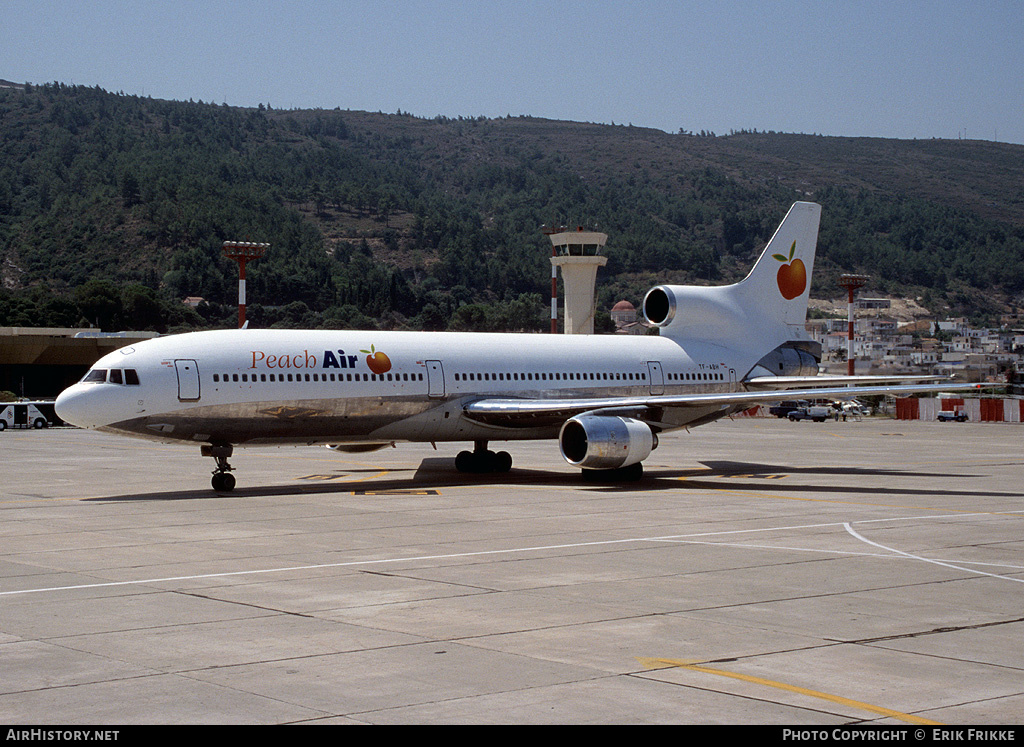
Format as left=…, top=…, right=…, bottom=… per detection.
left=773, top=240, right=806, bottom=300
left=360, top=345, right=392, bottom=374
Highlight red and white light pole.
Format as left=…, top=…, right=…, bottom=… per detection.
left=838, top=274, right=869, bottom=375
left=222, top=241, right=269, bottom=329
left=542, top=224, right=559, bottom=333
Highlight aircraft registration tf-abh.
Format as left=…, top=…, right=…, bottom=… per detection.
left=55, top=203, right=978, bottom=490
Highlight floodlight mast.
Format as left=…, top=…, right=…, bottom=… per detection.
left=222, top=241, right=269, bottom=329
left=838, top=274, right=870, bottom=376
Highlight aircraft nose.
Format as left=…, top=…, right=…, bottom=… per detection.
left=55, top=385, right=105, bottom=429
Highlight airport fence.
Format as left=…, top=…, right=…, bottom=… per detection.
left=895, top=397, right=1024, bottom=422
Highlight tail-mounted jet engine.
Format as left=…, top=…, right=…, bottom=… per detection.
left=559, top=415, right=657, bottom=478
left=642, top=284, right=749, bottom=341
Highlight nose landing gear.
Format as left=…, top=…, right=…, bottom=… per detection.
left=201, top=443, right=236, bottom=491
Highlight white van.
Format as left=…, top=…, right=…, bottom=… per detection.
left=0, top=401, right=60, bottom=430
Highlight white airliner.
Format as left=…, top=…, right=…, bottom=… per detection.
left=55, top=202, right=978, bottom=490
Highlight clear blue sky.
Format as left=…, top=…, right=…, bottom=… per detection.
left=4, top=0, right=1022, bottom=143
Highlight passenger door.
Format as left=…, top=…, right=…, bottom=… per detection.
left=425, top=360, right=445, bottom=398
left=647, top=361, right=665, bottom=395
left=175, top=359, right=201, bottom=401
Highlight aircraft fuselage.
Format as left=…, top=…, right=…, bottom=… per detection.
left=55, top=328, right=749, bottom=447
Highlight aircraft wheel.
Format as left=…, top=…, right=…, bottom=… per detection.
left=456, top=449, right=511, bottom=473
left=212, top=472, right=236, bottom=491
left=494, top=451, right=512, bottom=473
left=619, top=462, right=643, bottom=481
left=455, top=451, right=474, bottom=473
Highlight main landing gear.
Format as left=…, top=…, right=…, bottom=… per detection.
left=201, top=443, right=236, bottom=491
left=455, top=440, right=512, bottom=474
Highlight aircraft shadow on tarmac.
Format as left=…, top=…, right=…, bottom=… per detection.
left=83, top=457, right=1024, bottom=503
left=648, top=459, right=1024, bottom=500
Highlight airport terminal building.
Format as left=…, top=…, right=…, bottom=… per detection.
left=0, top=327, right=158, bottom=399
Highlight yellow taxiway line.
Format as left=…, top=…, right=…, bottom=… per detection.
left=637, top=657, right=940, bottom=725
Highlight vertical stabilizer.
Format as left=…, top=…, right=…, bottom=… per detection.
left=735, top=201, right=821, bottom=328
left=642, top=202, right=821, bottom=349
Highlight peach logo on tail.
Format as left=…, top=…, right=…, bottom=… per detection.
left=773, top=240, right=806, bottom=300
left=360, top=345, right=392, bottom=374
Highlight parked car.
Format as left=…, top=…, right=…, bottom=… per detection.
left=937, top=410, right=968, bottom=422
left=769, top=400, right=809, bottom=418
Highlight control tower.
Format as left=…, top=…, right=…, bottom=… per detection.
left=548, top=227, right=608, bottom=334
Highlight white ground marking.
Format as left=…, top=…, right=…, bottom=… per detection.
left=4, top=512, right=1023, bottom=597
left=843, top=521, right=1024, bottom=584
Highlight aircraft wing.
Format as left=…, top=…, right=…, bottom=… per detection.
left=463, top=381, right=987, bottom=430
left=743, top=374, right=948, bottom=389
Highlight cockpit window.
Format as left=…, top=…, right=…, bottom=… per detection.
left=81, top=368, right=140, bottom=385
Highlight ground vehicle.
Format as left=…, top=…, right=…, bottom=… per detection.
left=0, top=401, right=61, bottom=430
left=787, top=405, right=835, bottom=422
left=769, top=400, right=809, bottom=418
left=936, top=410, right=968, bottom=422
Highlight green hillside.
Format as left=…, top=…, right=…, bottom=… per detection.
left=2, top=81, right=1023, bottom=332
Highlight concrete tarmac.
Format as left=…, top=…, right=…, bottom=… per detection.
left=1, top=417, right=1023, bottom=724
